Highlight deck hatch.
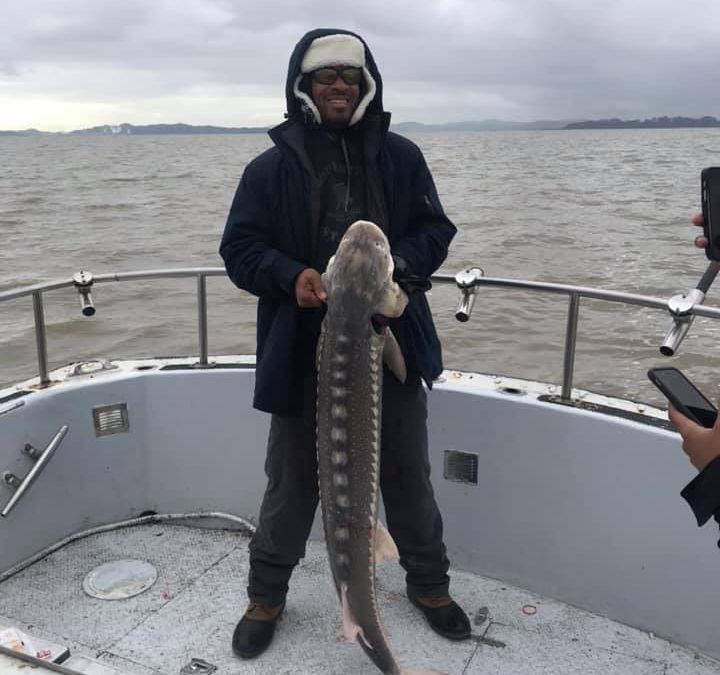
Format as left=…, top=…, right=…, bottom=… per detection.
left=92, top=403, right=129, bottom=436
left=443, top=450, right=478, bottom=485
left=82, top=559, right=157, bottom=599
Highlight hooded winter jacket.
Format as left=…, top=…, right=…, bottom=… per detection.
left=681, top=455, right=720, bottom=548
left=220, top=28, right=457, bottom=414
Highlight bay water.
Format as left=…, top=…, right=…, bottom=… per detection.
left=2, top=129, right=720, bottom=407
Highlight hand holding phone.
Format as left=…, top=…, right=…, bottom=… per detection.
left=648, top=367, right=718, bottom=428
left=701, top=167, right=720, bottom=260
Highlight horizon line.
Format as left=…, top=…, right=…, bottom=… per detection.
left=2, top=114, right=719, bottom=134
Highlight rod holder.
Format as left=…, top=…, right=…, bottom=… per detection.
left=660, top=263, right=720, bottom=356
left=23, top=443, right=42, bottom=460
left=455, top=267, right=484, bottom=322
left=1, top=425, right=68, bottom=518
left=2, top=473, right=21, bottom=489
left=73, top=270, right=95, bottom=317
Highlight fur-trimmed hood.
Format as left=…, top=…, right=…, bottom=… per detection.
left=284, top=28, right=385, bottom=126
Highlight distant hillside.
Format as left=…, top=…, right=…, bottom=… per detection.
left=392, top=119, right=578, bottom=132
left=565, top=116, right=720, bottom=129
left=0, top=119, right=592, bottom=136
left=0, top=129, right=46, bottom=136
left=3, top=117, right=720, bottom=136
left=70, top=123, right=269, bottom=135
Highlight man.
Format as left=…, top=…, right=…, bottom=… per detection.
left=219, top=28, right=471, bottom=659
left=668, top=213, right=720, bottom=543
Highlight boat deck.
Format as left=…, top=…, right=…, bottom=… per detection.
left=0, top=522, right=717, bottom=675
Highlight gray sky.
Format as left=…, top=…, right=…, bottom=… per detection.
left=2, top=0, right=719, bottom=131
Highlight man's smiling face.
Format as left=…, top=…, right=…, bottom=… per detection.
left=310, top=65, right=361, bottom=128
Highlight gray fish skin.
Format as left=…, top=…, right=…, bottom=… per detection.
left=317, top=220, right=407, bottom=675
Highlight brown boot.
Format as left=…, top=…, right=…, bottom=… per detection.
left=231, top=602, right=285, bottom=658
left=408, top=593, right=471, bottom=640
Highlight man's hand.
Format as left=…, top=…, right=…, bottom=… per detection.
left=693, top=213, right=707, bottom=249
left=294, top=268, right=327, bottom=308
left=668, top=405, right=720, bottom=471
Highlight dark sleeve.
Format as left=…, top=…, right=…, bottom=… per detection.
left=680, top=455, right=720, bottom=529
left=219, top=157, right=306, bottom=299
left=390, top=150, right=457, bottom=279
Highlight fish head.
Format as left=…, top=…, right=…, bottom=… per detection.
left=323, top=220, right=407, bottom=323
left=326, top=220, right=394, bottom=284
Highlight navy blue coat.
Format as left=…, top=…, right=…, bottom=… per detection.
left=219, top=28, right=456, bottom=414
left=681, top=455, right=720, bottom=548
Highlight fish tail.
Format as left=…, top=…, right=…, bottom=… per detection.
left=374, top=520, right=399, bottom=562
left=340, top=583, right=371, bottom=647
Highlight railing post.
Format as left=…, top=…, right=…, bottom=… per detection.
left=32, top=291, right=50, bottom=385
left=561, top=293, right=580, bottom=400
left=197, top=274, right=209, bottom=366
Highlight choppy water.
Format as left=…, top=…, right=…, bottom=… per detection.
left=2, top=129, right=720, bottom=406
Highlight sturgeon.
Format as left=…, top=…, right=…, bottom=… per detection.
left=317, top=220, right=442, bottom=675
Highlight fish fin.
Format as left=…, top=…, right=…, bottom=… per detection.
left=335, top=629, right=351, bottom=644
left=383, top=330, right=407, bottom=384
left=320, top=265, right=334, bottom=300
left=323, top=254, right=336, bottom=276
left=374, top=521, right=399, bottom=562
left=358, top=632, right=374, bottom=650
left=377, top=281, right=408, bottom=319
left=340, top=584, right=372, bottom=648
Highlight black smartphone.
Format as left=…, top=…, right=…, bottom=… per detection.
left=701, top=167, right=720, bottom=261
left=647, top=367, right=718, bottom=428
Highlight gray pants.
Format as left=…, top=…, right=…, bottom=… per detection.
left=247, top=371, right=450, bottom=606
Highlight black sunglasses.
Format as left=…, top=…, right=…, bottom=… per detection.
left=311, top=67, right=363, bottom=86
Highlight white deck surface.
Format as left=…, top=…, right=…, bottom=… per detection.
left=0, top=523, right=718, bottom=675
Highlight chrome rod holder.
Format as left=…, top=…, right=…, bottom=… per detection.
left=2, top=473, right=21, bottom=489
left=1, top=425, right=68, bottom=518
left=455, top=267, right=484, bottom=322
left=73, top=270, right=95, bottom=317
left=660, top=261, right=720, bottom=356
left=660, top=314, right=695, bottom=357
left=23, top=443, right=42, bottom=460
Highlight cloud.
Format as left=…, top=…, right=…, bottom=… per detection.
left=2, top=0, right=720, bottom=129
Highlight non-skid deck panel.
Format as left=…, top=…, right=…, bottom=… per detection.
left=0, top=523, right=717, bottom=675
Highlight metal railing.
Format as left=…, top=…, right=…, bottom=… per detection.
left=2, top=267, right=720, bottom=399
left=0, top=268, right=224, bottom=386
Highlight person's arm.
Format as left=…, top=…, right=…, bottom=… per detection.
left=669, top=406, right=720, bottom=541
left=219, top=157, right=307, bottom=300
left=678, top=213, right=720, bottom=534
left=391, top=150, right=456, bottom=280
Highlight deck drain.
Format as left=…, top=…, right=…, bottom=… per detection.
left=82, top=559, right=158, bottom=600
